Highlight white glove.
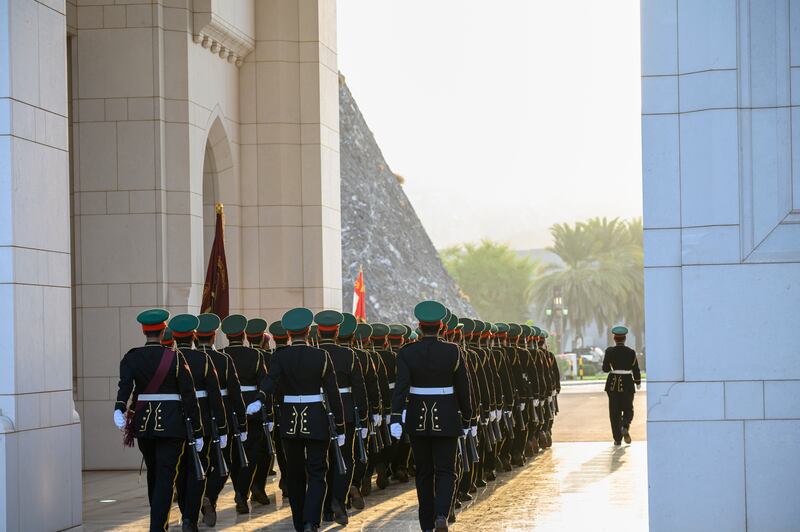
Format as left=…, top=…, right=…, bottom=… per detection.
left=240, top=431, right=248, bottom=442
left=489, top=410, right=497, bottom=422
left=113, top=410, right=126, bottom=430
left=220, top=434, right=228, bottom=449
left=463, top=428, right=470, bottom=436
left=534, top=399, right=540, bottom=407
left=384, top=414, right=391, bottom=425
left=372, top=414, right=383, bottom=426
left=361, top=427, right=369, bottom=440
left=552, top=390, right=557, bottom=396
left=268, top=422, right=274, bottom=432
left=402, top=409, right=407, bottom=423
left=504, top=410, right=511, bottom=417
left=470, top=426, right=478, bottom=438
left=195, top=437, right=204, bottom=452
left=390, top=423, right=403, bottom=440
left=636, top=384, right=642, bottom=391
left=246, top=400, right=262, bottom=416
left=337, top=434, right=345, bottom=447
left=519, top=402, right=526, bottom=411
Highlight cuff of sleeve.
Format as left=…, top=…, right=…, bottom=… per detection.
left=114, top=401, right=127, bottom=413
left=390, top=414, right=402, bottom=424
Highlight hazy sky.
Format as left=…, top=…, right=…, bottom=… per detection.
left=337, top=1, right=642, bottom=250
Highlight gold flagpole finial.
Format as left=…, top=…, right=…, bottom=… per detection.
left=215, top=203, right=224, bottom=215
left=359, top=264, right=363, bottom=273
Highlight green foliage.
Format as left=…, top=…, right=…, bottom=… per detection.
left=531, top=217, right=644, bottom=347
left=441, top=240, right=540, bottom=323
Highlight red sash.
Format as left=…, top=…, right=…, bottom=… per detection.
left=123, top=348, right=176, bottom=447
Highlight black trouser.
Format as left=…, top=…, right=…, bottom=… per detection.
left=325, top=423, right=354, bottom=512
left=284, top=438, right=329, bottom=531
left=607, top=390, right=634, bottom=442
left=251, top=427, right=274, bottom=496
left=231, top=417, right=265, bottom=498
left=138, top=437, right=185, bottom=532
left=205, top=438, right=233, bottom=506
left=353, top=433, right=369, bottom=490
left=273, top=429, right=288, bottom=490
left=393, top=437, right=411, bottom=474
left=410, top=435, right=458, bottom=530
left=176, top=439, right=209, bottom=525
left=512, top=414, right=528, bottom=460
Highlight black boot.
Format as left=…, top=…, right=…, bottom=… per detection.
left=349, top=485, right=365, bottom=510
left=331, top=497, right=349, bottom=525
left=250, top=487, right=271, bottom=505
left=181, top=518, right=199, bottom=532
left=201, top=496, right=217, bottom=527
left=622, top=426, right=632, bottom=444
left=234, top=492, right=250, bottom=514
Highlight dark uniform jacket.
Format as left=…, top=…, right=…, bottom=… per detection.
left=115, top=343, right=202, bottom=439
left=491, top=345, right=514, bottom=412
left=376, top=347, right=396, bottom=416
left=262, top=342, right=345, bottom=441
left=178, top=346, right=228, bottom=437
left=391, top=336, right=473, bottom=438
left=318, top=341, right=369, bottom=424
left=352, top=345, right=381, bottom=416
left=370, top=349, right=391, bottom=416
left=603, top=345, right=641, bottom=394
left=198, top=345, right=247, bottom=434
left=222, top=343, right=270, bottom=421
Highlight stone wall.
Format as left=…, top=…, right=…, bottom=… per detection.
left=339, top=77, right=475, bottom=323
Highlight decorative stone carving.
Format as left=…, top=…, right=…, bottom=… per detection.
left=191, top=0, right=254, bottom=68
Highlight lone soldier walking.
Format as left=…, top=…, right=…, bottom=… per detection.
left=261, top=307, right=346, bottom=532
left=113, top=309, right=203, bottom=532
left=602, top=326, right=641, bottom=445
left=390, top=301, right=473, bottom=532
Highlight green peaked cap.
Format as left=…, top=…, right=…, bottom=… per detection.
left=315, top=310, right=344, bottom=327
left=611, top=326, right=629, bottom=335
left=169, top=313, right=199, bottom=334
left=389, top=324, right=406, bottom=337
left=409, top=331, right=418, bottom=340
left=354, top=323, right=373, bottom=339
left=541, top=330, right=550, bottom=338
left=521, top=324, right=532, bottom=337
left=446, top=313, right=459, bottom=331
left=414, top=301, right=447, bottom=323
left=507, top=323, right=522, bottom=337
left=282, top=307, right=313, bottom=332
left=338, top=313, right=358, bottom=337
left=490, top=323, right=498, bottom=333
left=402, top=325, right=413, bottom=339
left=197, top=313, right=221, bottom=334
left=161, top=328, right=173, bottom=342
left=221, top=314, right=247, bottom=335
left=137, top=308, right=169, bottom=326
left=473, top=320, right=485, bottom=333
left=531, top=326, right=542, bottom=337
left=269, top=321, right=287, bottom=337
left=459, top=318, right=475, bottom=334
left=246, top=318, right=267, bottom=335
left=495, top=322, right=510, bottom=333
left=371, top=323, right=389, bottom=337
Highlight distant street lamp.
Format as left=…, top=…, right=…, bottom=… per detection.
left=546, top=288, right=568, bottom=353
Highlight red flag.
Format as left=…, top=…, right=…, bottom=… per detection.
left=353, top=267, right=367, bottom=323
left=201, top=203, right=229, bottom=318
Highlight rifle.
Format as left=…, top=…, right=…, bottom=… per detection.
left=458, top=435, right=470, bottom=474
left=232, top=418, right=249, bottom=470
left=368, top=417, right=381, bottom=453
left=261, top=403, right=275, bottom=458
left=515, top=403, right=526, bottom=428
left=185, top=418, right=205, bottom=481
left=209, top=416, right=228, bottom=478
left=466, top=429, right=480, bottom=464
left=373, top=417, right=385, bottom=451
left=545, top=398, right=554, bottom=420
left=482, top=420, right=496, bottom=446
left=353, top=407, right=368, bottom=464
left=554, top=394, right=559, bottom=414
left=380, top=415, right=392, bottom=445
left=492, top=415, right=503, bottom=441
left=323, top=391, right=347, bottom=475
left=504, top=410, right=515, bottom=431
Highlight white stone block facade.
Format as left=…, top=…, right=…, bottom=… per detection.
left=1, top=0, right=341, bottom=529
left=642, top=0, right=800, bottom=530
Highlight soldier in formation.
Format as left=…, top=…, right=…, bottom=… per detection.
left=603, top=326, right=641, bottom=445
left=114, top=304, right=562, bottom=532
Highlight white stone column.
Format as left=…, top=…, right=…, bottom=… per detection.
left=0, top=0, right=82, bottom=529
left=642, top=1, right=800, bottom=530
left=239, top=0, right=342, bottom=322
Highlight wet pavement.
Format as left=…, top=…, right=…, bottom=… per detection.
left=83, top=441, right=648, bottom=531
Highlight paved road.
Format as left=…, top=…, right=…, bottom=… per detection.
left=83, top=383, right=649, bottom=531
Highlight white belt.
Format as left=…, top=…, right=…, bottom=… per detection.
left=241, top=385, right=258, bottom=392
left=388, top=383, right=396, bottom=390
left=339, top=387, right=352, bottom=394
left=196, top=390, right=207, bottom=398
left=138, top=393, right=180, bottom=401
left=220, top=388, right=228, bottom=396
left=284, top=394, right=324, bottom=404
left=410, top=386, right=454, bottom=395
left=611, top=370, right=633, bottom=375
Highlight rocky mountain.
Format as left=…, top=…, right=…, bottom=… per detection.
left=339, top=75, right=475, bottom=324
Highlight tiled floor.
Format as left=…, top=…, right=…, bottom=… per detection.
left=83, top=442, right=648, bottom=531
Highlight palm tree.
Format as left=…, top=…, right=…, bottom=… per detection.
left=530, top=217, right=643, bottom=350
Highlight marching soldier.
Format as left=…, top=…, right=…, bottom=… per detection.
left=246, top=317, right=274, bottom=505
left=195, top=313, right=248, bottom=527
left=316, top=310, right=369, bottom=525
left=603, top=326, right=641, bottom=445
left=390, top=301, right=473, bottom=532
left=356, top=323, right=389, bottom=498
left=219, top=314, right=271, bottom=513
left=269, top=320, right=291, bottom=499
left=388, top=324, right=412, bottom=484
left=113, top=309, right=203, bottom=532
left=342, top=317, right=382, bottom=509
left=370, top=323, right=395, bottom=490
left=261, top=307, right=346, bottom=532
left=169, top=314, right=228, bottom=532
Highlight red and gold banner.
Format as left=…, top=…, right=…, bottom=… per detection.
left=201, top=203, right=229, bottom=318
